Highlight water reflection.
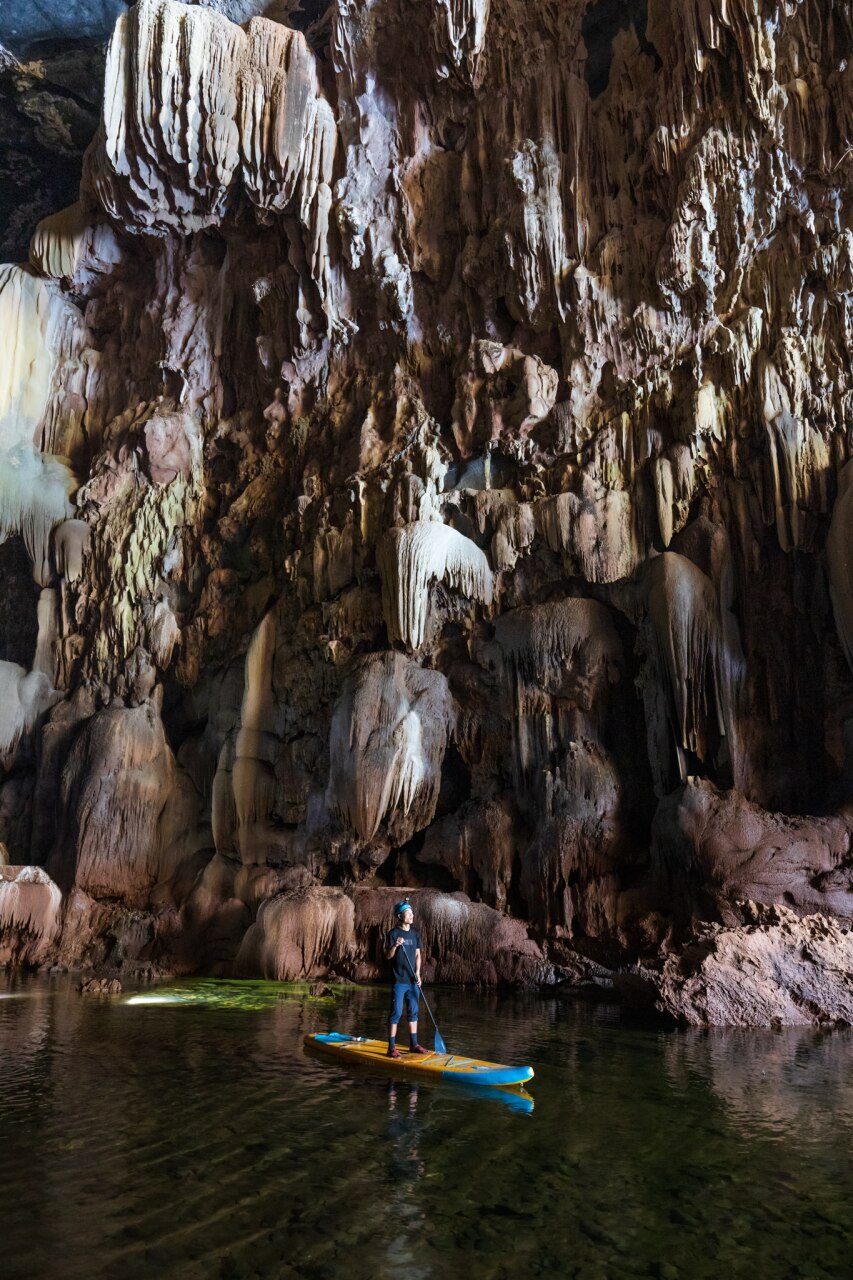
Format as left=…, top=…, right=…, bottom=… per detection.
left=385, top=1081, right=426, bottom=1273
left=665, top=1027, right=853, bottom=1145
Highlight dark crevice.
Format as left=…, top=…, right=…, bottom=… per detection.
left=581, top=0, right=660, bottom=100
left=0, top=539, right=40, bottom=668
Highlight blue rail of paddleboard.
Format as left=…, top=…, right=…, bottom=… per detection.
left=442, top=1065, right=534, bottom=1087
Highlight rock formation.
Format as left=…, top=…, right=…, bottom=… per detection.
left=647, top=902, right=853, bottom=1028
left=0, top=0, right=851, bottom=1024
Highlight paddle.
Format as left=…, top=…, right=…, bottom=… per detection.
left=401, top=945, right=447, bottom=1054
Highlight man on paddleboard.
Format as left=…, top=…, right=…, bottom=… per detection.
left=384, top=899, right=428, bottom=1058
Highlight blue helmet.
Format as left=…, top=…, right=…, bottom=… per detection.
left=394, top=898, right=412, bottom=917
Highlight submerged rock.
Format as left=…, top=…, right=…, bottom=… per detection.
left=79, top=976, right=123, bottom=995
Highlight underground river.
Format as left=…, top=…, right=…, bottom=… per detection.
left=2, top=975, right=852, bottom=1279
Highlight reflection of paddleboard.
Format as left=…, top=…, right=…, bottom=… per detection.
left=450, top=1080, right=535, bottom=1115
left=305, top=1032, right=534, bottom=1089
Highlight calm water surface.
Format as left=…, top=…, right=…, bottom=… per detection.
left=1, top=974, right=851, bottom=1280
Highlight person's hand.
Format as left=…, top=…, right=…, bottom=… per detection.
left=394, top=937, right=404, bottom=952
left=415, top=974, right=422, bottom=987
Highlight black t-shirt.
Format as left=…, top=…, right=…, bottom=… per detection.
left=386, top=927, right=421, bottom=983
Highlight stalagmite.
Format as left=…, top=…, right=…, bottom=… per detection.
left=378, top=522, right=493, bottom=650
left=236, top=887, right=355, bottom=980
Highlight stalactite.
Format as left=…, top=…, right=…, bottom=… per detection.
left=492, top=598, right=623, bottom=806
left=328, top=652, right=455, bottom=843
left=0, top=446, right=75, bottom=586
left=644, top=551, right=743, bottom=788
left=33, top=590, right=60, bottom=686
left=0, top=866, right=63, bottom=956
left=433, top=0, right=491, bottom=82
left=378, top=522, right=493, bottom=650
left=233, top=611, right=278, bottom=862
left=53, top=519, right=92, bottom=585
left=759, top=353, right=831, bottom=552
left=210, top=612, right=280, bottom=865
left=29, top=202, right=90, bottom=281
left=0, top=265, right=84, bottom=458
left=0, top=663, right=61, bottom=762
left=86, top=0, right=338, bottom=328
left=534, top=486, right=645, bottom=584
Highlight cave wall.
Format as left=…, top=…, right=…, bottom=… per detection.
left=0, top=0, right=852, bottom=1010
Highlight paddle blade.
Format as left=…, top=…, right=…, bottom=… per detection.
left=434, top=1029, right=447, bottom=1054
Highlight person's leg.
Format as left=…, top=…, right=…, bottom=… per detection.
left=388, top=983, right=405, bottom=1056
left=406, top=985, right=427, bottom=1052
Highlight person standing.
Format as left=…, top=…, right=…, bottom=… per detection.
left=384, top=899, right=428, bottom=1058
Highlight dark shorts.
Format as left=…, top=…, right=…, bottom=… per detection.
left=389, top=982, right=420, bottom=1025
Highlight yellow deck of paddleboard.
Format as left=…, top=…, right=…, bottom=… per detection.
left=305, top=1033, right=534, bottom=1088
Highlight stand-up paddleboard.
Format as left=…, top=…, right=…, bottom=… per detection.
left=305, top=1032, right=534, bottom=1089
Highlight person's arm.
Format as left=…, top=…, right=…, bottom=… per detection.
left=415, top=947, right=422, bottom=985
left=384, top=932, right=404, bottom=960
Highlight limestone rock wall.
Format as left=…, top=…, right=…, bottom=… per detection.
left=0, top=0, right=852, bottom=1021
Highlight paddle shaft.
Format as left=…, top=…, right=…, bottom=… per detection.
left=399, top=940, right=447, bottom=1054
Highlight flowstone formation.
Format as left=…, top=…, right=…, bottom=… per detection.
left=1, top=0, right=853, bottom=1025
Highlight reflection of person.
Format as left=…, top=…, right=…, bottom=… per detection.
left=384, top=899, right=428, bottom=1058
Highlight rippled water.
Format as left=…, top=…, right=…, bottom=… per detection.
left=2, top=975, right=852, bottom=1280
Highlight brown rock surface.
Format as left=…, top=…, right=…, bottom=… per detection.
left=0, top=0, right=851, bottom=1021
left=649, top=903, right=853, bottom=1028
